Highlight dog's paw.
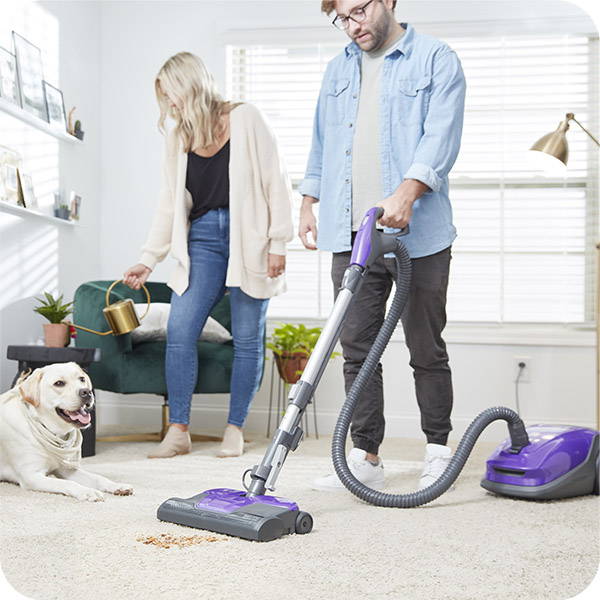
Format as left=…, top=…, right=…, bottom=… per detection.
left=74, top=488, right=105, bottom=502
left=111, top=484, right=134, bottom=496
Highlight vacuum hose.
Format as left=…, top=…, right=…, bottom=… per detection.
left=331, top=239, right=529, bottom=507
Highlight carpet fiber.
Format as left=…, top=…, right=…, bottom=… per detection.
left=1, top=434, right=598, bottom=600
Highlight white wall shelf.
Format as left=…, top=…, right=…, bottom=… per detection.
left=0, top=201, right=76, bottom=226
left=0, top=96, right=82, bottom=144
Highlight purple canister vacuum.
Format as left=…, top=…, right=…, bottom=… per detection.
left=157, top=208, right=599, bottom=541
left=482, top=425, right=598, bottom=499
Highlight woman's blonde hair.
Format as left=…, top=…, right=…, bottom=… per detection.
left=155, top=52, right=233, bottom=152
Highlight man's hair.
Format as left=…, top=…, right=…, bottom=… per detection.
left=321, top=0, right=397, bottom=16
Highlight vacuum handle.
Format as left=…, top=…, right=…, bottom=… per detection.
left=350, top=207, right=409, bottom=269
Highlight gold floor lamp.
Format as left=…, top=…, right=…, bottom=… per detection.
left=530, top=112, right=600, bottom=430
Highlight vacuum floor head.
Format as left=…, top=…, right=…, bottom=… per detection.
left=157, top=488, right=313, bottom=542
left=481, top=425, right=599, bottom=500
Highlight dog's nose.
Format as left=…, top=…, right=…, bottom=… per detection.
left=79, top=388, right=93, bottom=405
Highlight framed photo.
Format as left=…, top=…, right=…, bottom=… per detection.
left=43, top=81, right=66, bottom=131
left=0, top=146, right=23, bottom=204
left=0, top=46, right=20, bottom=106
left=12, top=32, right=47, bottom=121
left=20, top=173, right=37, bottom=208
left=2, top=164, right=19, bottom=205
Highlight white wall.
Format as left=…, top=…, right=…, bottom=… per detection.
left=0, top=1, right=102, bottom=389
left=1, top=1, right=597, bottom=445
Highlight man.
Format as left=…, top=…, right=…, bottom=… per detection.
left=299, top=0, right=466, bottom=490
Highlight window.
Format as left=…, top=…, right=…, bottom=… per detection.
left=226, top=33, right=598, bottom=323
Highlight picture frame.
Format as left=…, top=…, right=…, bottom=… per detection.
left=20, top=172, right=37, bottom=209
left=12, top=31, right=47, bottom=122
left=0, top=46, right=20, bottom=106
left=2, top=164, right=19, bottom=205
left=0, top=145, right=23, bottom=205
left=43, top=81, right=67, bottom=131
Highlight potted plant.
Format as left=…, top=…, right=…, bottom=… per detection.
left=34, top=292, right=74, bottom=347
left=267, top=323, right=339, bottom=384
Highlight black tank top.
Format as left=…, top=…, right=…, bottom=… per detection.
left=186, top=140, right=230, bottom=222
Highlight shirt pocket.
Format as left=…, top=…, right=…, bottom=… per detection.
left=392, top=75, right=431, bottom=125
left=326, top=78, right=350, bottom=126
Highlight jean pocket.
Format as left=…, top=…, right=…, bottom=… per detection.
left=392, top=75, right=431, bottom=125
left=326, top=78, right=350, bottom=126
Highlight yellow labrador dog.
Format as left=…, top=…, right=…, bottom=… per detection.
left=0, top=362, right=133, bottom=501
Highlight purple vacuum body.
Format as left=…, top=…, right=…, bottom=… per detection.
left=481, top=425, right=599, bottom=500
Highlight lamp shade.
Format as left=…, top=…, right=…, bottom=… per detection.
left=530, top=118, right=570, bottom=166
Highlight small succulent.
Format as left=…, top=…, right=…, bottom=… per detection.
left=33, top=292, right=73, bottom=324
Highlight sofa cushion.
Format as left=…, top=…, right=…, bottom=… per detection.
left=131, top=303, right=232, bottom=344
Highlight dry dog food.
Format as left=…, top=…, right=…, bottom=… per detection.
left=136, top=533, right=224, bottom=549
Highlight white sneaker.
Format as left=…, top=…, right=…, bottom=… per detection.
left=419, top=443, right=453, bottom=490
left=312, top=448, right=385, bottom=491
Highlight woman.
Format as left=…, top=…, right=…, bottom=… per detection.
left=124, top=52, right=293, bottom=459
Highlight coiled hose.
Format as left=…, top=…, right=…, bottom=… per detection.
left=331, top=239, right=529, bottom=507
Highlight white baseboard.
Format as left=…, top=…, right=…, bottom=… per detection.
left=95, top=392, right=595, bottom=444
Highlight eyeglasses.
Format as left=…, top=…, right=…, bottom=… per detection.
left=332, top=0, right=378, bottom=31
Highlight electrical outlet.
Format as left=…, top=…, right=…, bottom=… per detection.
left=514, top=356, right=531, bottom=383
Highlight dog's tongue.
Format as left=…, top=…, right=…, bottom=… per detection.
left=66, top=409, right=91, bottom=425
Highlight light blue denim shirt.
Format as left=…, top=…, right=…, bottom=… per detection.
left=299, top=23, right=466, bottom=257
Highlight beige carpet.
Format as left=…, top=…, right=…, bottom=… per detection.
left=0, top=433, right=598, bottom=600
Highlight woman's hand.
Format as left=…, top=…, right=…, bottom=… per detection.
left=123, top=264, right=152, bottom=290
left=267, top=253, right=286, bottom=278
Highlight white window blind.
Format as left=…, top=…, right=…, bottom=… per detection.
left=226, top=34, right=598, bottom=323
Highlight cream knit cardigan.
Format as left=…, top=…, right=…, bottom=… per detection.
left=139, top=103, right=294, bottom=299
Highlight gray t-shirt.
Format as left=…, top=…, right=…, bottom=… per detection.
left=352, top=32, right=405, bottom=231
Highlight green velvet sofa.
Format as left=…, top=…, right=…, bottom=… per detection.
left=73, top=281, right=235, bottom=440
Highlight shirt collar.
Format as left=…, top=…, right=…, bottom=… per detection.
left=345, top=22, right=413, bottom=59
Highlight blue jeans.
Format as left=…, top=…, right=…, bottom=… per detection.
left=166, top=208, right=269, bottom=427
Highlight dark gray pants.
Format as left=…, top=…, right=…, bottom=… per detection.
left=331, top=246, right=453, bottom=454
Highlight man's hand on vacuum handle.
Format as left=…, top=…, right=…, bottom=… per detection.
left=123, top=264, right=152, bottom=290
left=299, top=195, right=319, bottom=250
left=377, top=179, right=429, bottom=229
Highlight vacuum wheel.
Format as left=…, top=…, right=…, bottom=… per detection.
left=295, top=511, right=313, bottom=534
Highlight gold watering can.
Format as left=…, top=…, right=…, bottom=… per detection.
left=70, top=280, right=151, bottom=336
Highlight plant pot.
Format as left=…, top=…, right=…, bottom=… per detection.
left=274, top=351, right=309, bottom=384
left=43, top=323, right=69, bottom=347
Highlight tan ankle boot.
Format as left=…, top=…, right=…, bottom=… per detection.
left=148, top=426, right=191, bottom=458
left=217, top=424, right=244, bottom=458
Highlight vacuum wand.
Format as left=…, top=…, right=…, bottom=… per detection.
left=246, top=207, right=404, bottom=497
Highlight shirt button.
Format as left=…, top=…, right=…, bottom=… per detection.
left=345, top=178, right=349, bottom=184
left=346, top=149, right=351, bottom=156
left=352, top=94, right=357, bottom=99
left=349, top=122, right=353, bottom=128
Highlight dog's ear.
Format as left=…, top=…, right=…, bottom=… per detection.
left=17, top=368, right=44, bottom=407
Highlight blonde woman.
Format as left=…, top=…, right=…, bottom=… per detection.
left=124, top=52, right=293, bottom=459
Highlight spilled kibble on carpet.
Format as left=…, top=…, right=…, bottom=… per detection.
left=136, top=533, right=225, bottom=549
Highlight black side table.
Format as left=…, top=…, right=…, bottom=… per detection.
left=6, top=345, right=101, bottom=458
